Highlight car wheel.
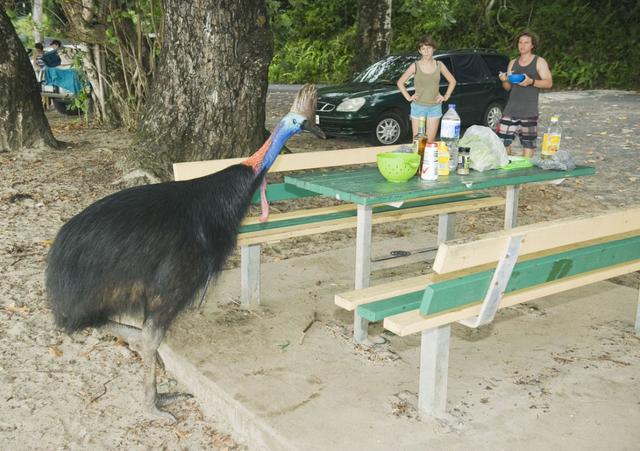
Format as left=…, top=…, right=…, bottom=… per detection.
left=483, top=102, right=504, bottom=130
left=369, top=112, right=406, bottom=146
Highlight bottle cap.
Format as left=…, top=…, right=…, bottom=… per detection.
left=551, top=115, right=559, bottom=121
left=448, top=104, right=456, bottom=109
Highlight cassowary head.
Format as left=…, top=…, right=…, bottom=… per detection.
left=244, top=84, right=325, bottom=174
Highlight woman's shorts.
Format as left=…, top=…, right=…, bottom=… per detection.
left=495, top=116, right=538, bottom=149
left=410, top=102, right=442, bottom=119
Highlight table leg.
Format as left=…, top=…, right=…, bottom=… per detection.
left=355, top=204, right=373, bottom=290
left=437, top=212, right=456, bottom=244
left=354, top=204, right=373, bottom=343
left=504, top=185, right=520, bottom=229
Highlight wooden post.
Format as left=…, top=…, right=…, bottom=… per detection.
left=240, top=244, right=261, bottom=307
left=418, top=325, right=451, bottom=417
left=437, top=212, right=456, bottom=244
left=504, top=185, right=519, bottom=229
left=635, top=285, right=640, bottom=335
left=354, top=205, right=373, bottom=343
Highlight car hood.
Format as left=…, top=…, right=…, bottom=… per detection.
left=317, top=82, right=395, bottom=104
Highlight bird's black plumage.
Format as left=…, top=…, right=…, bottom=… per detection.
left=44, top=84, right=324, bottom=420
left=46, top=164, right=261, bottom=334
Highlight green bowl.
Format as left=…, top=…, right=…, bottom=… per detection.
left=377, top=152, right=420, bottom=183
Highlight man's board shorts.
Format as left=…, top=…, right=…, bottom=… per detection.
left=495, top=116, right=538, bottom=149
left=410, top=102, right=442, bottom=120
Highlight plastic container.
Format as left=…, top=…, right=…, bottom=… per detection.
left=457, top=146, right=470, bottom=175
left=421, top=143, right=438, bottom=181
left=541, top=115, right=562, bottom=159
left=377, top=152, right=420, bottom=183
left=508, top=73, right=525, bottom=84
left=437, top=141, right=449, bottom=176
left=440, top=104, right=460, bottom=171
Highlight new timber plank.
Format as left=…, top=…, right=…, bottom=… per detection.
left=240, top=193, right=496, bottom=232
left=420, top=235, right=640, bottom=316
left=335, top=274, right=433, bottom=311
left=433, top=207, right=640, bottom=274
left=384, top=260, right=640, bottom=336
left=172, top=145, right=394, bottom=181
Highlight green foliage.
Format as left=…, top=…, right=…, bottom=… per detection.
left=268, top=0, right=357, bottom=83
left=268, top=0, right=638, bottom=89
left=269, top=30, right=356, bottom=83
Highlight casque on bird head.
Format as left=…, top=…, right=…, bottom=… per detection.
left=244, top=84, right=325, bottom=174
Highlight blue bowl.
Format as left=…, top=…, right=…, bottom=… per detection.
left=508, top=73, right=526, bottom=84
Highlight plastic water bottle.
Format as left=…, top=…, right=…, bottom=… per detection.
left=440, top=104, right=461, bottom=171
left=541, top=115, right=562, bottom=159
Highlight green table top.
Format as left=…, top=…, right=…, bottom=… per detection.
left=284, top=165, right=595, bottom=206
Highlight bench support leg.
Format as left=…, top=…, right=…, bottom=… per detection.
left=353, top=205, right=373, bottom=343
left=635, top=286, right=640, bottom=335
left=418, top=325, right=451, bottom=418
left=240, top=244, right=261, bottom=307
left=504, top=185, right=520, bottom=229
left=355, top=204, right=373, bottom=290
left=437, top=212, right=456, bottom=244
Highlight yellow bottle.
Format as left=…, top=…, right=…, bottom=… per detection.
left=437, top=141, right=450, bottom=176
left=542, top=115, right=562, bottom=159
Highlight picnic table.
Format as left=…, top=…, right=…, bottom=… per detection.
left=285, top=164, right=595, bottom=342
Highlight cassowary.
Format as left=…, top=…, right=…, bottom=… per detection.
left=45, top=84, right=325, bottom=420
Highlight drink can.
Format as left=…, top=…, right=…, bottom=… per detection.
left=421, top=143, right=438, bottom=181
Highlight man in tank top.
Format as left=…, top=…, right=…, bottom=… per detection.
left=496, top=31, right=553, bottom=158
left=397, top=35, right=456, bottom=143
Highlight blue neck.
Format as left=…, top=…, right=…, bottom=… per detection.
left=260, top=122, right=294, bottom=172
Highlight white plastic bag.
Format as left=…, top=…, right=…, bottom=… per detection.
left=459, top=125, right=509, bottom=171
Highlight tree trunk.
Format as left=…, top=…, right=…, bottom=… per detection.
left=0, top=8, right=58, bottom=152
left=352, top=0, right=393, bottom=73
left=32, top=0, right=43, bottom=44
left=128, top=0, right=273, bottom=180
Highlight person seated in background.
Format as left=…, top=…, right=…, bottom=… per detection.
left=45, top=39, right=73, bottom=68
left=31, top=42, right=45, bottom=74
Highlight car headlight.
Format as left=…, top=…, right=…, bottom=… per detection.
left=336, top=97, right=366, bottom=112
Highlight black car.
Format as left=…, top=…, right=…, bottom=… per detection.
left=315, top=49, right=509, bottom=145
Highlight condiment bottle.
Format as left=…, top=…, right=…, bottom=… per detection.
left=412, top=116, right=428, bottom=175
left=457, top=146, right=470, bottom=175
left=421, top=143, right=438, bottom=181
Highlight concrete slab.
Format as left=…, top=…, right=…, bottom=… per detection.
left=160, top=235, right=640, bottom=450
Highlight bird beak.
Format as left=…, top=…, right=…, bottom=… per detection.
left=302, top=120, right=326, bottom=139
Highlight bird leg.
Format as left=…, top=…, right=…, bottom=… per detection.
left=141, top=319, right=192, bottom=421
left=104, top=320, right=142, bottom=352
left=258, top=176, right=269, bottom=222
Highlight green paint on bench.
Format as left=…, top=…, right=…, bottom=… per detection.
left=285, top=165, right=596, bottom=206
left=240, top=192, right=492, bottom=234
left=357, top=234, right=640, bottom=322
left=357, top=291, right=425, bottom=322
left=420, top=234, right=640, bottom=316
left=250, top=183, right=318, bottom=204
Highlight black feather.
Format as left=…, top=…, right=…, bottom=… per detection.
left=46, top=164, right=262, bottom=334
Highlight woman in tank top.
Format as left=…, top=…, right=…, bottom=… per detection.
left=397, top=35, right=456, bottom=143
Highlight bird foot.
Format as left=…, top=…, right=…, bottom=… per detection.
left=146, top=403, right=177, bottom=422
left=156, top=391, right=193, bottom=407
left=145, top=393, right=193, bottom=421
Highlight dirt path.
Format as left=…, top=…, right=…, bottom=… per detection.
left=0, top=89, right=638, bottom=449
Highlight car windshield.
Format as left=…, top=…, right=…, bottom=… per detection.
left=352, top=55, right=417, bottom=84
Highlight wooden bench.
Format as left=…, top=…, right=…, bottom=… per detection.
left=173, top=145, right=504, bottom=306
left=335, top=207, right=640, bottom=417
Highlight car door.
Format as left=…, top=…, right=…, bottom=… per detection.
left=447, top=54, right=494, bottom=125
